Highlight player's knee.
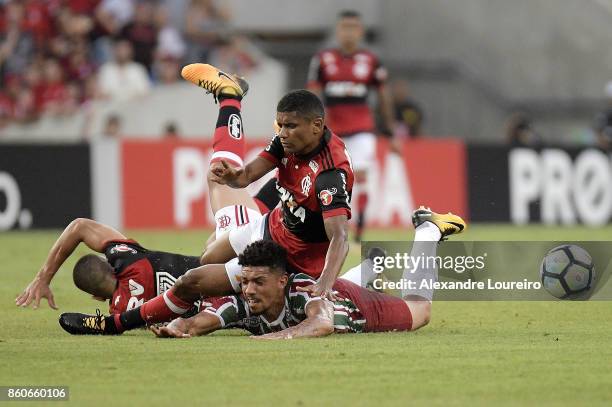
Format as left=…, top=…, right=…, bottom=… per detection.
left=200, top=242, right=215, bottom=264
left=200, top=240, right=233, bottom=265
left=200, top=250, right=212, bottom=265
left=420, top=302, right=432, bottom=327
left=415, top=301, right=431, bottom=329
left=405, top=298, right=431, bottom=331
left=174, top=268, right=205, bottom=297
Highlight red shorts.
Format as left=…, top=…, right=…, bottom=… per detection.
left=333, top=279, right=413, bottom=332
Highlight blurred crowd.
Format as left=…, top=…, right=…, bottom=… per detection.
left=0, top=0, right=261, bottom=130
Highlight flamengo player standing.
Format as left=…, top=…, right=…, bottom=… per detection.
left=307, top=10, right=398, bottom=242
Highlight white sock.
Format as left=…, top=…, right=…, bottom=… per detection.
left=340, top=259, right=376, bottom=287
left=401, top=222, right=440, bottom=301
left=414, top=221, right=441, bottom=242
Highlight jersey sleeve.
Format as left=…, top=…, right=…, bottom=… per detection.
left=258, top=135, right=284, bottom=166
left=202, top=296, right=244, bottom=328
left=103, top=240, right=147, bottom=274
left=315, top=169, right=352, bottom=219
left=370, top=55, right=388, bottom=88
left=288, top=273, right=321, bottom=318
left=306, top=53, right=323, bottom=89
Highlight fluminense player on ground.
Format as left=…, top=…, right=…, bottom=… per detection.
left=151, top=209, right=465, bottom=340
left=55, top=63, right=358, bottom=335
left=307, top=10, right=400, bottom=242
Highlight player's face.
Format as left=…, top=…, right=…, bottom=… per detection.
left=241, top=266, right=287, bottom=316
left=275, top=111, right=324, bottom=155
left=336, top=17, right=364, bottom=51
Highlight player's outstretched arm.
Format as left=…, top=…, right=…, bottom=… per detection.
left=15, top=218, right=126, bottom=309
left=252, top=299, right=335, bottom=340
left=297, top=215, right=349, bottom=299
left=209, top=157, right=275, bottom=188
left=151, top=311, right=223, bottom=338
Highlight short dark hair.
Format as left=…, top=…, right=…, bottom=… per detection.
left=277, top=90, right=324, bottom=121
left=338, top=10, right=361, bottom=20
left=73, top=254, right=115, bottom=297
left=238, top=240, right=287, bottom=274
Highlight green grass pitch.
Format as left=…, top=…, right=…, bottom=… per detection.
left=2, top=225, right=612, bottom=406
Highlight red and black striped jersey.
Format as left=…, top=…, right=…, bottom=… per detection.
left=103, top=240, right=201, bottom=314
left=307, top=48, right=387, bottom=136
left=258, top=128, right=354, bottom=243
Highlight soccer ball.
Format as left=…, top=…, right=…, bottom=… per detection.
left=540, top=245, right=595, bottom=299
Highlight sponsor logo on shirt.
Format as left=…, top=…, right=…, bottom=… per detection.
left=319, top=188, right=337, bottom=206
left=325, top=81, right=367, bottom=98
left=129, top=279, right=144, bottom=296
left=309, top=160, right=319, bottom=174
left=110, top=244, right=137, bottom=255
left=156, top=272, right=177, bottom=295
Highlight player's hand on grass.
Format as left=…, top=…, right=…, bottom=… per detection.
left=209, top=160, right=243, bottom=185
left=250, top=331, right=290, bottom=340
left=15, top=277, right=58, bottom=310
left=150, top=320, right=191, bottom=339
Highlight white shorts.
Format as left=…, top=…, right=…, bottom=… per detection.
left=224, top=213, right=268, bottom=293
left=214, top=205, right=262, bottom=238
left=342, top=132, right=376, bottom=172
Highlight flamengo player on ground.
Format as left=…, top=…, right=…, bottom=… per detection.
left=152, top=205, right=467, bottom=340
left=307, top=10, right=399, bottom=242
left=14, top=218, right=201, bottom=313
left=16, top=185, right=267, bottom=314
left=16, top=75, right=270, bottom=313
left=56, top=64, right=355, bottom=335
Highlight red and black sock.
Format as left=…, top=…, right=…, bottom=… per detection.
left=106, top=288, right=193, bottom=333
left=211, top=97, right=245, bottom=167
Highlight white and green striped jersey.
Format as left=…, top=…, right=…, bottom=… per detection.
left=202, top=273, right=366, bottom=335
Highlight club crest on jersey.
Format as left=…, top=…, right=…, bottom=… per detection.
left=301, top=175, right=312, bottom=196
left=353, top=62, right=370, bottom=79
left=216, top=214, right=232, bottom=230
left=319, top=188, right=337, bottom=206
left=110, top=244, right=137, bottom=255
left=228, top=114, right=242, bottom=139
left=322, top=52, right=335, bottom=64
left=309, top=160, right=319, bottom=174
